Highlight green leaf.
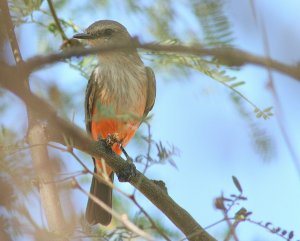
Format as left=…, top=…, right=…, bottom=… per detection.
left=232, top=176, right=243, bottom=193
left=230, top=81, right=245, bottom=88
left=256, top=112, right=263, bottom=118
left=263, top=106, right=273, bottom=113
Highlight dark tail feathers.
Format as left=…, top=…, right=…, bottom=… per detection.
left=85, top=172, right=113, bottom=225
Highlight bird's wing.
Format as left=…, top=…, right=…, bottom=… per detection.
left=143, top=67, right=156, bottom=119
left=85, top=70, right=97, bottom=134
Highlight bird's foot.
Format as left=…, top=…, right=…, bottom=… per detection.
left=105, top=133, right=120, bottom=147
left=101, top=134, right=137, bottom=182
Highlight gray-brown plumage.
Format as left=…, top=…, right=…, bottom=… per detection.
left=73, top=20, right=156, bottom=225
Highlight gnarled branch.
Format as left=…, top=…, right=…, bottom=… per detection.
left=0, top=63, right=216, bottom=241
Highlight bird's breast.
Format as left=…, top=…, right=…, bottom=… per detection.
left=94, top=61, right=147, bottom=117
left=91, top=63, right=147, bottom=152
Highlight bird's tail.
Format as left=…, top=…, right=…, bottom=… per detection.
left=85, top=169, right=113, bottom=226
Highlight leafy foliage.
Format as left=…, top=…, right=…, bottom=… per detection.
left=8, top=0, right=43, bottom=25
left=193, top=0, right=234, bottom=47
left=151, top=41, right=273, bottom=121
left=231, top=93, right=274, bottom=160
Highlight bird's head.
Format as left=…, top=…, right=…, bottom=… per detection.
left=73, top=20, right=132, bottom=47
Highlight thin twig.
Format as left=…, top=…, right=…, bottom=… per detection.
left=131, top=195, right=171, bottom=241
left=259, top=17, right=300, bottom=178
left=46, top=0, right=68, bottom=41
left=73, top=178, right=154, bottom=241
left=223, top=210, right=239, bottom=241
left=246, top=218, right=293, bottom=241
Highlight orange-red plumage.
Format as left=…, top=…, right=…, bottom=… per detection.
left=91, top=116, right=140, bottom=176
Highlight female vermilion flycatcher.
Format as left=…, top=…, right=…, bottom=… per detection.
left=73, top=20, right=156, bottom=225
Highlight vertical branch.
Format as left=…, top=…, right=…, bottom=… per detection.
left=28, top=125, right=65, bottom=233
left=0, top=0, right=28, bottom=88
left=259, top=17, right=300, bottom=178
left=0, top=0, right=66, bottom=235
left=0, top=2, right=21, bottom=63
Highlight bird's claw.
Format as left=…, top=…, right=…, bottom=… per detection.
left=99, top=134, right=137, bottom=182
left=105, top=133, right=120, bottom=147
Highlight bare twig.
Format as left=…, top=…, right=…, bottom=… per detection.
left=46, top=0, right=68, bottom=41
left=259, top=17, right=300, bottom=178
left=223, top=209, right=239, bottom=241
left=246, top=218, right=295, bottom=241
left=73, top=178, right=154, bottom=241
left=130, top=195, right=171, bottom=241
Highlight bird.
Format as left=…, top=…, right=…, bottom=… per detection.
left=73, top=20, right=156, bottom=226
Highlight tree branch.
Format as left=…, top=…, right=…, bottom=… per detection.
left=28, top=124, right=66, bottom=234
left=0, top=63, right=216, bottom=241
left=0, top=1, right=66, bottom=236
left=0, top=0, right=27, bottom=86
left=23, top=39, right=300, bottom=81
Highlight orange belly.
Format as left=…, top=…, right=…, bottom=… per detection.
left=91, top=118, right=139, bottom=176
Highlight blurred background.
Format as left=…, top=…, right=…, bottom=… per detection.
left=1, top=0, right=300, bottom=240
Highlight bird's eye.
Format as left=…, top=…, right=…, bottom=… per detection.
left=103, top=28, right=114, bottom=36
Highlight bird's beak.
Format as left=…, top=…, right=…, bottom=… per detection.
left=73, top=33, right=94, bottom=39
